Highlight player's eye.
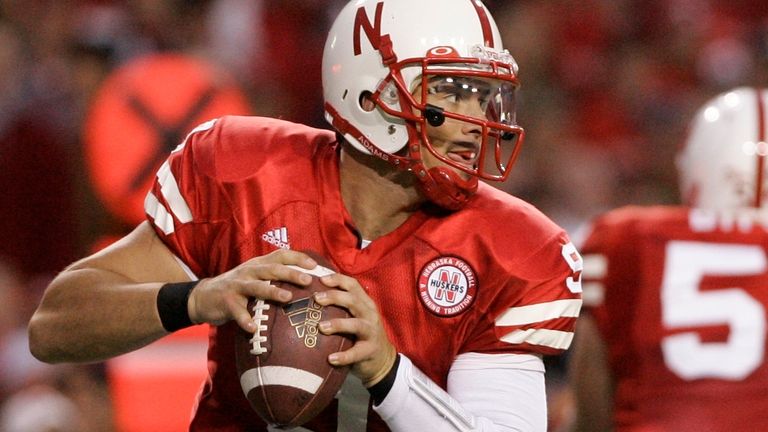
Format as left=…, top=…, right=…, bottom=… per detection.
left=445, top=91, right=460, bottom=103
left=427, top=84, right=460, bottom=102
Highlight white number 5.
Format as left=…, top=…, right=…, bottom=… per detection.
left=661, top=241, right=766, bottom=380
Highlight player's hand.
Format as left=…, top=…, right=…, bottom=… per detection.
left=313, top=274, right=398, bottom=387
left=187, top=249, right=317, bottom=332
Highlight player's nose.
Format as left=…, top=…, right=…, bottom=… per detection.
left=460, top=119, right=482, bottom=139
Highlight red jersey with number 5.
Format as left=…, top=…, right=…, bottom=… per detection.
left=581, top=205, right=768, bottom=432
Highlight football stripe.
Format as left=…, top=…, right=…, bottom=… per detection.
left=240, top=366, right=324, bottom=395
left=499, top=328, right=574, bottom=350
left=495, top=299, right=581, bottom=326
left=286, top=264, right=336, bottom=278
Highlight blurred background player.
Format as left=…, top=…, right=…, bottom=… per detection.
left=570, top=87, right=768, bottom=431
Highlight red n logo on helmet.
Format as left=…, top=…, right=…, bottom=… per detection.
left=353, top=2, right=385, bottom=56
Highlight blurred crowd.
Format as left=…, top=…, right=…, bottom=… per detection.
left=1, top=0, right=767, bottom=431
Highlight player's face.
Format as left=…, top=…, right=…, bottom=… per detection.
left=413, top=76, right=500, bottom=180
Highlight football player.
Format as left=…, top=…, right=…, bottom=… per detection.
left=571, top=87, right=768, bottom=431
left=29, top=1, right=582, bottom=430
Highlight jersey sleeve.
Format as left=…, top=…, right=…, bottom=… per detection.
left=143, top=118, right=231, bottom=278
left=374, top=353, right=547, bottom=431
left=579, top=219, right=611, bottom=311
left=464, top=231, right=584, bottom=357
left=578, top=210, right=642, bottom=347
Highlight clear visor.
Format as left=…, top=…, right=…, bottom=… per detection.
left=422, top=75, right=517, bottom=126
left=408, top=72, right=523, bottom=181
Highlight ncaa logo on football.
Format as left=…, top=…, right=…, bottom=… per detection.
left=418, top=256, right=477, bottom=316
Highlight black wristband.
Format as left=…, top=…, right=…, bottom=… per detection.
left=156, top=281, right=199, bottom=332
left=368, top=354, right=401, bottom=406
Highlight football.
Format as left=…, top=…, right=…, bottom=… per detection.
left=234, top=253, right=354, bottom=428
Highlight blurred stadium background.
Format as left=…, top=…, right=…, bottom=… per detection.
left=1, top=0, right=767, bottom=431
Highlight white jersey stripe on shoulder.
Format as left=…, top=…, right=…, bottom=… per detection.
left=144, top=192, right=175, bottom=235
left=156, top=161, right=193, bottom=224
left=189, top=118, right=217, bottom=135
left=173, top=118, right=218, bottom=154
left=500, top=328, right=574, bottom=350
left=495, top=299, right=582, bottom=327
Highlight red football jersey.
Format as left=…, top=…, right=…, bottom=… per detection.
left=581, top=205, right=768, bottom=432
left=145, top=116, right=582, bottom=431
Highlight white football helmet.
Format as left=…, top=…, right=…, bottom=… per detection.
left=322, top=0, right=524, bottom=209
left=677, top=87, right=768, bottom=209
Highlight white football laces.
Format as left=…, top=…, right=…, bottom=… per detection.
left=249, top=300, right=271, bottom=355
left=247, top=264, right=334, bottom=355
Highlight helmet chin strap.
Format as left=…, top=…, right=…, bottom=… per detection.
left=403, top=121, right=478, bottom=210
left=415, top=165, right=479, bottom=210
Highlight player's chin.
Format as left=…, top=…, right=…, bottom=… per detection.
left=458, top=167, right=474, bottom=181
left=443, top=163, right=474, bottom=182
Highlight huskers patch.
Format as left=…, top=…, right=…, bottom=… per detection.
left=418, top=256, right=477, bottom=316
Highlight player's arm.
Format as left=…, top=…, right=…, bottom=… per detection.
left=28, top=222, right=188, bottom=363
left=569, top=312, right=614, bottom=432
left=373, top=352, right=547, bottom=431
left=28, top=221, right=317, bottom=364
left=316, top=273, right=549, bottom=431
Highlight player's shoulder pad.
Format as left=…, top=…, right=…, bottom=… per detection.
left=467, top=183, right=567, bottom=247
left=425, top=184, right=577, bottom=279
left=587, top=204, right=687, bottom=238
left=180, top=115, right=337, bottom=182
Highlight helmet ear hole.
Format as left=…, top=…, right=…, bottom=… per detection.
left=359, top=91, right=376, bottom=112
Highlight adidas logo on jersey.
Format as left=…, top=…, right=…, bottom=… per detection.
left=261, top=227, right=290, bottom=249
